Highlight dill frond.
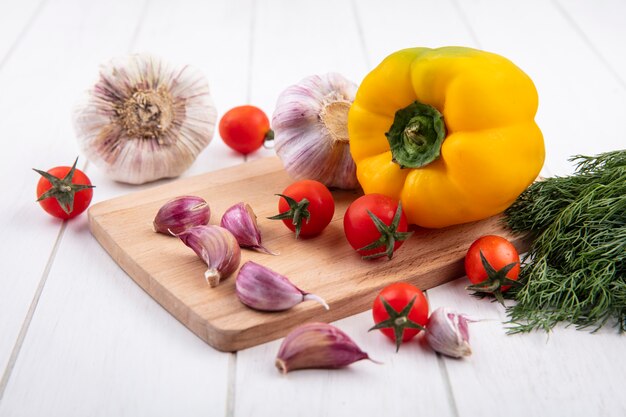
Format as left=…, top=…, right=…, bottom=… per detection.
left=504, top=149, right=626, bottom=333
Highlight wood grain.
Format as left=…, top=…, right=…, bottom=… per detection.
left=88, top=156, right=528, bottom=352
left=0, top=1, right=251, bottom=414
left=0, top=0, right=151, bottom=387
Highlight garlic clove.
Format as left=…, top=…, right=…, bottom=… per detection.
left=153, top=196, right=211, bottom=235
left=425, top=307, right=472, bottom=358
left=276, top=322, right=376, bottom=373
left=74, top=54, right=216, bottom=184
left=220, top=202, right=276, bottom=254
left=236, top=261, right=328, bottom=311
left=178, top=225, right=241, bottom=287
left=273, top=73, right=359, bottom=190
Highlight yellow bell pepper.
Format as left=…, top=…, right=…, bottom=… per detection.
left=348, top=46, right=545, bottom=228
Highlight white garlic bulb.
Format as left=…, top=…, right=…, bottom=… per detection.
left=272, top=73, right=359, bottom=190
left=73, top=54, right=216, bottom=184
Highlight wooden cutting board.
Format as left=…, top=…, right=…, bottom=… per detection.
left=88, top=157, right=527, bottom=352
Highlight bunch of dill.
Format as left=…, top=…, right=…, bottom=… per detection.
left=503, top=150, right=625, bottom=333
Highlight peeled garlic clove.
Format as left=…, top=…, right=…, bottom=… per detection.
left=178, top=225, right=241, bottom=287
left=276, top=322, right=375, bottom=373
left=73, top=54, right=216, bottom=184
left=425, top=307, right=472, bottom=358
left=220, top=203, right=275, bottom=254
left=272, top=73, right=359, bottom=190
left=153, top=196, right=210, bottom=235
left=236, top=261, right=328, bottom=311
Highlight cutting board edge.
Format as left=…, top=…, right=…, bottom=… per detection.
left=199, top=253, right=470, bottom=352
left=205, top=220, right=532, bottom=351
left=88, top=209, right=218, bottom=346
left=87, top=157, right=286, bottom=218
left=215, top=271, right=466, bottom=352
left=88, top=205, right=465, bottom=352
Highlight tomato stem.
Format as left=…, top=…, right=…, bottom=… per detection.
left=368, top=295, right=426, bottom=352
left=394, top=316, right=407, bottom=326
left=263, top=129, right=275, bottom=150
left=33, top=157, right=95, bottom=215
left=357, top=201, right=413, bottom=260
left=267, top=194, right=311, bottom=239
left=466, top=251, right=521, bottom=306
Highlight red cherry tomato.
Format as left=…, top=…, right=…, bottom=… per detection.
left=219, top=105, right=272, bottom=155
left=371, top=282, right=429, bottom=351
left=465, top=235, right=520, bottom=300
left=343, top=194, right=411, bottom=260
left=34, top=158, right=94, bottom=220
left=269, top=180, right=334, bottom=238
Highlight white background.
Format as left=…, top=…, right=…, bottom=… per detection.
left=0, top=0, right=625, bottom=416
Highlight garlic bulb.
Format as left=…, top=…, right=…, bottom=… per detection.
left=73, top=54, right=216, bottom=184
left=272, top=73, right=358, bottom=189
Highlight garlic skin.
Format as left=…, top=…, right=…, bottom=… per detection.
left=425, top=307, right=472, bottom=358
left=74, top=54, right=216, bottom=184
left=276, top=322, right=374, bottom=373
left=153, top=196, right=210, bottom=235
left=236, top=261, right=328, bottom=311
left=272, top=73, right=359, bottom=190
left=178, top=225, right=241, bottom=287
left=220, top=203, right=275, bottom=254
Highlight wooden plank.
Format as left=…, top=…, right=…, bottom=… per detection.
left=88, top=156, right=528, bottom=352
left=245, top=0, right=373, bottom=164
left=234, top=1, right=466, bottom=416
left=426, top=1, right=626, bottom=416
left=0, top=211, right=232, bottom=417
left=249, top=0, right=369, bottom=111
left=0, top=0, right=43, bottom=66
left=428, top=279, right=626, bottom=417
left=453, top=0, right=626, bottom=176
left=554, top=0, right=626, bottom=88
left=235, top=312, right=456, bottom=417
left=353, top=0, right=480, bottom=66
left=0, top=0, right=251, bottom=415
left=0, top=0, right=149, bottom=387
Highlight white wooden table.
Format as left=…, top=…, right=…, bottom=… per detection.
left=1, top=0, right=625, bottom=416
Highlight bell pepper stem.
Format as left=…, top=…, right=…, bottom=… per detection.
left=386, top=100, right=446, bottom=169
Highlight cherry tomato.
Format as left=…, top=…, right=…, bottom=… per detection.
left=34, top=158, right=94, bottom=220
left=371, top=282, right=429, bottom=351
left=343, top=194, right=412, bottom=260
left=269, top=180, right=334, bottom=239
left=464, top=235, right=520, bottom=302
left=219, top=105, right=272, bottom=155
